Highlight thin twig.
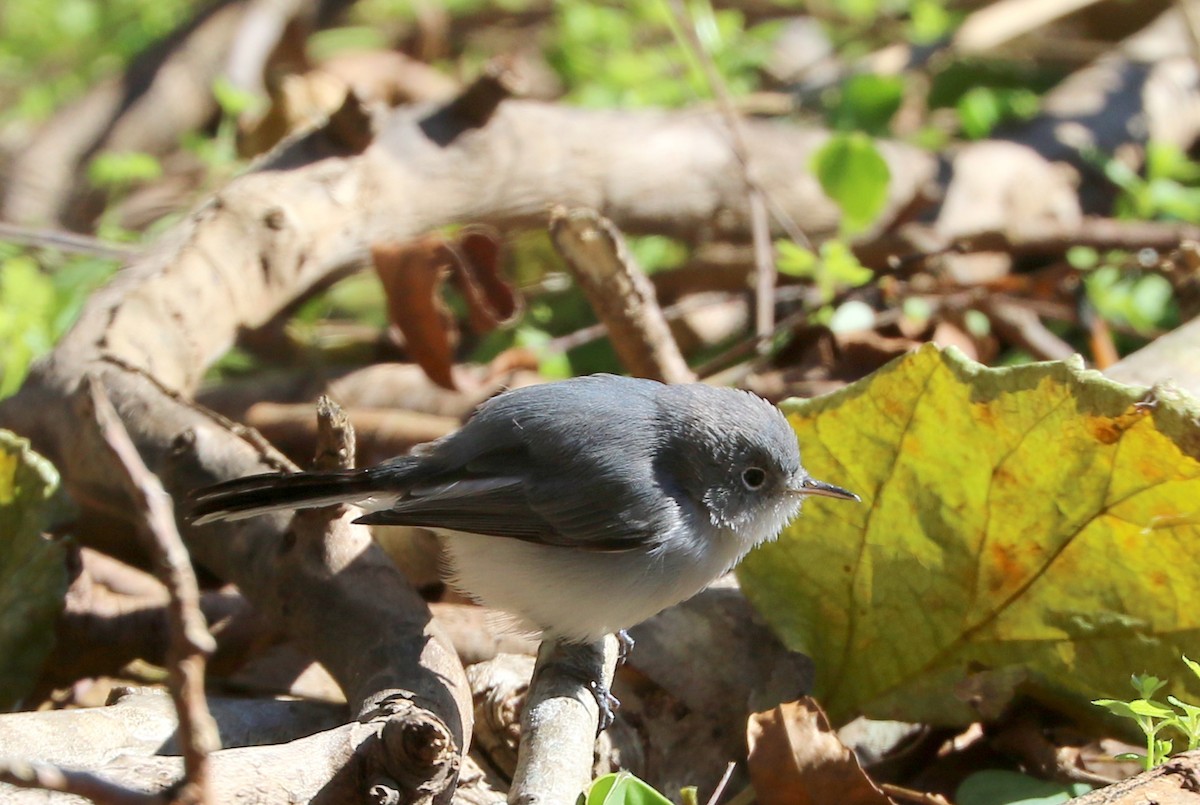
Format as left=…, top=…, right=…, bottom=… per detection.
left=0, top=221, right=141, bottom=261
left=704, top=761, right=738, bottom=805
left=857, top=218, right=1200, bottom=269
left=0, top=759, right=168, bottom=805
left=665, top=0, right=801, bottom=343
left=83, top=377, right=220, bottom=805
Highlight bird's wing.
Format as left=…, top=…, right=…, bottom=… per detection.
left=356, top=375, right=678, bottom=551
left=355, top=447, right=668, bottom=552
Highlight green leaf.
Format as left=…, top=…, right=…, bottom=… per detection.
left=1126, top=698, right=1175, bottom=720
left=810, top=133, right=891, bottom=235
left=211, top=75, right=261, bottom=118
left=956, top=769, right=1092, bottom=805
left=956, top=87, right=1039, bottom=139
left=908, top=0, right=955, bottom=43
left=1066, top=246, right=1099, bottom=270
left=738, top=345, right=1200, bottom=725
left=830, top=74, right=905, bottom=136
left=821, top=241, right=874, bottom=287
left=1131, top=674, right=1168, bottom=700
left=1145, top=142, right=1200, bottom=184
left=1084, top=268, right=1176, bottom=335
left=776, top=241, right=819, bottom=278
left=1093, top=699, right=1138, bottom=719
left=957, top=87, right=1003, bottom=139
left=515, top=326, right=572, bottom=380
left=87, top=151, right=162, bottom=188
left=583, top=772, right=674, bottom=805
left=1183, top=655, right=1200, bottom=680
left=0, top=431, right=67, bottom=708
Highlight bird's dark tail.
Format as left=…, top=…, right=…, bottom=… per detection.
left=188, top=463, right=410, bottom=525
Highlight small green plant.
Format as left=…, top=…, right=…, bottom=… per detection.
left=0, top=245, right=119, bottom=397
left=777, top=240, right=873, bottom=303
left=778, top=128, right=885, bottom=330
left=1068, top=247, right=1178, bottom=337
left=1106, top=142, right=1200, bottom=222
left=955, top=85, right=1039, bottom=139
left=1093, top=656, right=1200, bottom=770
left=581, top=772, right=673, bottom=805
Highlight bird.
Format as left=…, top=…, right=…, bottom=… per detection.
left=188, top=374, right=858, bottom=645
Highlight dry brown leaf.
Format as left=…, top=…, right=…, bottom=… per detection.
left=373, top=231, right=520, bottom=391
left=448, top=227, right=520, bottom=333
left=373, top=237, right=459, bottom=390
left=747, top=698, right=893, bottom=805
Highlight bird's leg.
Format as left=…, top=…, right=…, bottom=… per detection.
left=588, top=679, right=620, bottom=732
left=616, top=629, right=635, bottom=664
left=527, top=637, right=621, bottom=735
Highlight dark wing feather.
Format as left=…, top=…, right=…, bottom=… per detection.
left=354, top=377, right=675, bottom=551
left=354, top=470, right=660, bottom=551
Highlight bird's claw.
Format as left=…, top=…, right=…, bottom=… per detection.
left=616, top=629, right=635, bottom=665
left=588, top=679, right=620, bottom=733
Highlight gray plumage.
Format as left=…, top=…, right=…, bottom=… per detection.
left=189, top=374, right=856, bottom=642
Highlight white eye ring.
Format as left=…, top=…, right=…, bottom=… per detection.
left=742, top=467, right=767, bottom=490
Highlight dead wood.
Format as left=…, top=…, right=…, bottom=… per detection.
left=929, top=5, right=1200, bottom=285
left=1067, top=750, right=1200, bottom=805
left=550, top=208, right=695, bottom=384
left=40, top=547, right=271, bottom=695
left=244, top=401, right=460, bottom=469
left=0, top=688, right=343, bottom=770
left=1105, top=316, right=1200, bottom=396
left=0, top=712, right=459, bottom=805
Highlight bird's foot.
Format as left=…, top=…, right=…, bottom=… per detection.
left=616, top=629, right=635, bottom=665
left=588, top=679, right=620, bottom=733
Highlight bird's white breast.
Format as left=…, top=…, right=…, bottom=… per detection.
left=437, top=496, right=799, bottom=643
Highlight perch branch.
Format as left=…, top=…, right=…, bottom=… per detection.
left=509, top=637, right=620, bottom=804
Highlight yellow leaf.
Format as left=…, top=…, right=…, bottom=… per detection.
left=0, top=430, right=66, bottom=707
left=738, top=345, right=1200, bottom=725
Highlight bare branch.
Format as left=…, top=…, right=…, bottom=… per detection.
left=550, top=208, right=695, bottom=384
left=80, top=378, right=219, bottom=804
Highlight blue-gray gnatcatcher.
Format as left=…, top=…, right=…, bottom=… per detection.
left=189, top=374, right=858, bottom=643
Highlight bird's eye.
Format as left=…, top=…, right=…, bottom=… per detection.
left=742, top=467, right=767, bottom=490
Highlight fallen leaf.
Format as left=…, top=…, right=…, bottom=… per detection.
left=739, top=344, right=1200, bottom=725
left=747, top=698, right=893, bottom=805
left=448, top=227, right=520, bottom=333
left=0, top=431, right=67, bottom=707
left=373, top=237, right=459, bottom=390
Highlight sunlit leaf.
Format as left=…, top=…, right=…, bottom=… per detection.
left=0, top=431, right=66, bottom=708
left=810, top=133, right=891, bottom=234
left=830, top=74, right=905, bottom=136
left=584, top=772, right=673, bottom=805
left=739, top=345, right=1200, bottom=724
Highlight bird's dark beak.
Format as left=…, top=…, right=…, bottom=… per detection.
left=792, top=477, right=860, bottom=501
